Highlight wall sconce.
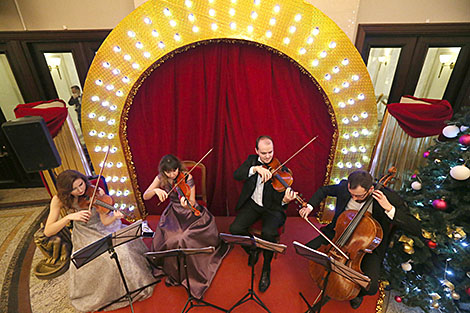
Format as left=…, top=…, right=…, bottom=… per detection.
left=48, top=57, right=62, bottom=79
left=438, top=54, right=454, bottom=78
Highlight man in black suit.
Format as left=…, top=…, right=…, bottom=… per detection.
left=299, top=170, right=421, bottom=309
left=230, top=135, right=296, bottom=292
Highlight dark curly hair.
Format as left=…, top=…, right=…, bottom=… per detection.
left=56, top=170, right=89, bottom=210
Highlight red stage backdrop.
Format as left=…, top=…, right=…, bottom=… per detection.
left=127, top=42, right=335, bottom=216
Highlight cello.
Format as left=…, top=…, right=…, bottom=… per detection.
left=308, top=167, right=397, bottom=302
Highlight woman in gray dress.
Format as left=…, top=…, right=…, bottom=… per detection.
left=143, top=154, right=229, bottom=299
left=44, top=170, right=155, bottom=312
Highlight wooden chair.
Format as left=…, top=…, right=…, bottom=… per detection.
left=182, top=160, right=207, bottom=207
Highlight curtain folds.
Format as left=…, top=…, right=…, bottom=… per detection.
left=127, top=42, right=335, bottom=216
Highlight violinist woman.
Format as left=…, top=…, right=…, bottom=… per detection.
left=299, top=170, right=421, bottom=309
left=143, top=154, right=229, bottom=299
left=44, top=170, right=155, bottom=312
left=229, top=135, right=296, bottom=292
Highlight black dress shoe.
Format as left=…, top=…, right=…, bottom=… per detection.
left=258, top=268, right=271, bottom=292
left=248, top=249, right=260, bottom=266
left=350, top=296, right=363, bottom=309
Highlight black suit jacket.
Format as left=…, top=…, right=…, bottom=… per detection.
left=234, top=155, right=287, bottom=213
left=308, top=180, right=421, bottom=259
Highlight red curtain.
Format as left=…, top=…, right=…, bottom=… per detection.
left=127, top=42, right=335, bottom=216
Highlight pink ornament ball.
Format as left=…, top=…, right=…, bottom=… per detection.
left=427, top=240, right=437, bottom=249
left=394, top=296, right=402, bottom=303
left=432, top=199, right=447, bottom=210
left=423, top=151, right=430, bottom=158
left=459, top=134, right=470, bottom=146
left=411, top=174, right=417, bottom=179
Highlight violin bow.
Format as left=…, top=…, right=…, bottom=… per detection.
left=87, top=146, right=110, bottom=213
left=272, top=135, right=318, bottom=174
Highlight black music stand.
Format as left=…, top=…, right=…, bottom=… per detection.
left=293, top=241, right=371, bottom=313
left=71, top=220, right=159, bottom=313
left=145, top=247, right=228, bottom=313
left=220, top=233, right=287, bottom=313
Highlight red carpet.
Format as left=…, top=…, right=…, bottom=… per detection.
left=109, top=216, right=380, bottom=313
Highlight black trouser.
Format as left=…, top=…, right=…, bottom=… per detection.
left=229, top=199, right=285, bottom=267
left=306, top=236, right=380, bottom=296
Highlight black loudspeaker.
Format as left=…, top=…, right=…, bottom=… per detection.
left=1, top=116, right=61, bottom=173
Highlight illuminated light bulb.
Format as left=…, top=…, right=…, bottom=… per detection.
left=120, top=203, right=126, bottom=209
left=106, top=85, right=114, bottom=91
left=132, top=63, right=140, bottom=69
left=120, top=177, right=127, bottom=183
left=113, top=46, right=121, bottom=52
left=299, top=48, right=306, bottom=55
left=112, top=69, right=120, bottom=75
left=342, top=82, right=350, bottom=88
left=338, top=102, right=346, bottom=108
left=98, top=116, right=106, bottom=122
left=127, top=31, right=135, bottom=38
left=265, top=30, right=272, bottom=38
left=192, top=26, right=200, bottom=33
left=359, top=146, right=366, bottom=152
left=185, top=0, right=192, bottom=8
left=163, top=8, right=171, bottom=16
left=144, top=51, right=151, bottom=58
left=352, top=75, right=359, bottom=81
left=89, top=130, right=97, bottom=136
left=169, top=20, right=177, bottom=27
left=329, top=41, right=336, bottom=48
left=209, top=9, right=216, bottom=16
left=343, top=133, right=350, bottom=139
left=307, top=37, right=314, bottom=44
left=342, top=118, right=350, bottom=124
left=123, top=190, right=130, bottom=196
left=211, top=23, right=218, bottom=31
left=188, top=14, right=195, bottom=22
left=112, top=176, right=119, bottom=182
left=333, top=88, right=340, bottom=93
left=352, top=131, right=359, bottom=137
left=95, top=146, right=102, bottom=152
left=362, top=155, right=369, bottom=162
left=102, top=146, right=107, bottom=153
left=333, top=66, right=340, bottom=73
left=283, top=37, right=290, bottom=44
left=113, top=203, right=119, bottom=208
left=230, top=22, right=236, bottom=30
left=109, top=189, right=116, bottom=196
left=312, top=27, right=320, bottom=36
left=324, top=73, right=331, bottom=80
left=361, top=112, right=368, bottom=118
left=129, top=205, right=135, bottom=211
left=110, top=147, right=118, bottom=153
left=231, top=0, right=236, bottom=3
left=116, top=191, right=122, bottom=196
left=341, top=148, right=348, bottom=154
left=98, top=132, right=106, bottom=138
left=348, top=98, right=355, bottom=105
left=106, top=176, right=112, bottom=182
left=254, top=0, right=260, bottom=5
left=106, top=162, right=114, bottom=168
left=346, top=162, right=352, bottom=168
left=355, top=162, right=362, bottom=168
left=342, top=58, right=349, bottom=65
left=108, top=119, right=116, bottom=125
left=361, top=129, right=370, bottom=136
left=358, top=93, right=365, bottom=100
left=152, top=30, right=159, bottom=37
left=124, top=54, right=131, bottom=61
left=110, top=105, right=117, bottom=111
left=294, top=14, right=301, bottom=22
left=102, top=62, right=110, bottom=68
left=352, top=115, right=359, bottom=121
left=229, top=8, right=235, bottom=16
left=350, top=146, right=357, bottom=153
left=116, top=90, right=123, bottom=97
left=95, top=79, right=103, bottom=85
left=320, top=51, right=327, bottom=58
left=311, top=59, right=319, bottom=67
left=289, top=26, right=296, bottom=33
left=251, top=11, right=258, bottom=19
left=269, top=18, right=276, bottom=25
left=91, top=96, right=99, bottom=102
left=88, top=113, right=96, bottom=118
left=329, top=204, right=335, bottom=210
left=158, top=41, right=165, bottom=49
left=136, top=42, right=143, bottom=49
left=247, top=25, right=253, bottom=33
left=107, top=133, right=114, bottom=139
left=116, top=162, right=123, bottom=168
left=99, top=162, right=104, bottom=167
left=273, top=5, right=280, bottom=13
left=337, top=162, right=344, bottom=168
left=144, top=17, right=152, bottom=24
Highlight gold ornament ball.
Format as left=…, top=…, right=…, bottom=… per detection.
left=451, top=292, right=460, bottom=300
left=432, top=302, right=439, bottom=309
left=403, top=244, right=415, bottom=254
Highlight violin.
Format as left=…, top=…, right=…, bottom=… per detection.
left=173, top=172, right=201, bottom=217
left=78, top=185, right=133, bottom=218
left=308, top=167, right=397, bottom=302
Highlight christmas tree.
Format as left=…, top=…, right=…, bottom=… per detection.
left=382, top=106, right=470, bottom=312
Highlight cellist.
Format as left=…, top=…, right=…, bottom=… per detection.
left=299, top=170, right=421, bottom=309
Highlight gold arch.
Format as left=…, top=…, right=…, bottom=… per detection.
left=82, top=0, right=377, bottom=219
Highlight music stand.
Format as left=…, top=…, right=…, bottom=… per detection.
left=71, top=220, right=159, bottom=313
left=145, top=247, right=228, bottom=313
left=220, top=233, right=287, bottom=313
left=293, top=241, right=371, bottom=313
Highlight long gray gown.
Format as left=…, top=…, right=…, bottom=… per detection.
left=69, top=207, right=155, bottom=312
left=151, top=176, right=230, bottom=299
